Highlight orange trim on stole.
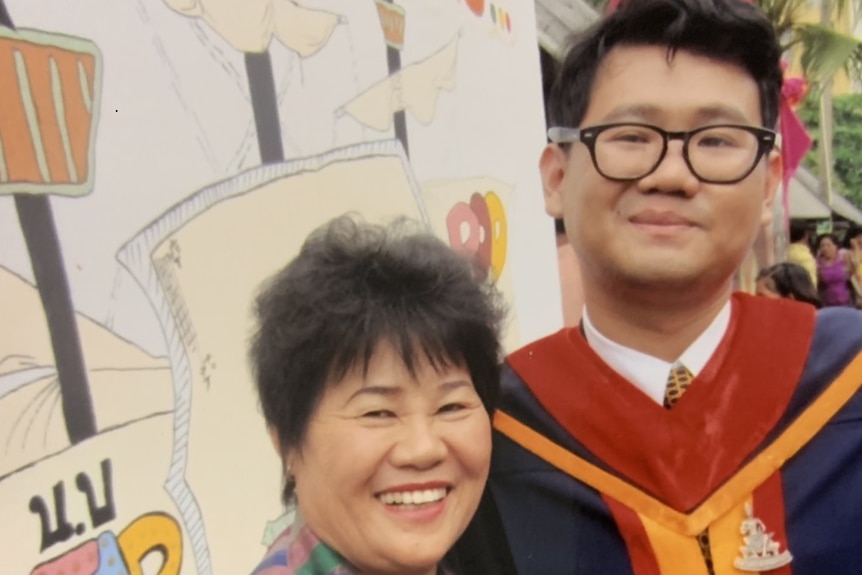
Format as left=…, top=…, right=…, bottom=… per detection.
left=636, top=485, right=787, bottom=575
left=639, top=514, right=711, bottom=575
left=493, top=348, right=862, bottom=536
left=603, top=496, right=662, bottom=575
left=709, top=496, right=751, bottom=575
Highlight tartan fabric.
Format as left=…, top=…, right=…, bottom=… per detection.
left=250, top=522, right=454, bottom=575
left=250, top=524, right=355, bottom=575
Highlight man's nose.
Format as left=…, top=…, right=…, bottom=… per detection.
left=637, top=140, right=700, bottom=195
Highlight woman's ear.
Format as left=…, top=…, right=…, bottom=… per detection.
left=270, top=427, right=297, bottom=478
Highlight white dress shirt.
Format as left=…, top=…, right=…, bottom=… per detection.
left=581, top=303, right=732, bottom=404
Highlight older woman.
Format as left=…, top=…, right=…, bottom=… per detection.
left=816, top=233, right=856, bottom=307
left=248, top=216, right=505, bottom=575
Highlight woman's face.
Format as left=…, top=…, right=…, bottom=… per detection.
left=287, top=340, right=492, bottom=575
left=819, top=237, right=838, bottom=259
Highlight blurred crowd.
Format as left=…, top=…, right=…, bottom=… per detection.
left=757, top=222, right=862, bottom=309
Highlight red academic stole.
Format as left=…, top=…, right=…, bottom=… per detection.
left=495, top=294, right=862, bottom=574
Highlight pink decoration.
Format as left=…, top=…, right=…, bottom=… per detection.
left=782, top=76, right=808, bottom=109
left=779, top=94, right=813, bottom=216
left=30, top=540, right=100, bottom=575
left=779, top=60, right=812, bottom=226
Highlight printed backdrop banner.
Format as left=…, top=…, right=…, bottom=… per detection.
left=0, top=1, right=561, bottom=574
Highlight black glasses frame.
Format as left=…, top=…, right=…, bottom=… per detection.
left=547, top=123, right=780, bottom=184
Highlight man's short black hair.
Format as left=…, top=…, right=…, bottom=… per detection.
left=789, top=220, right=811, bottom=244
left=547, top=0, right=783, bottom=130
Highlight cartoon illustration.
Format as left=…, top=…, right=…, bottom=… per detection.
left=1, top=1, right=560, bottom=573
left=0, top=16, right=103, bottom=445
left=30, top=512, right=183, bottom=575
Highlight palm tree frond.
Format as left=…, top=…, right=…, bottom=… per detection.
left=797, top=23, right=862, bottom=83
left=757, top=0, right=808, bottom=43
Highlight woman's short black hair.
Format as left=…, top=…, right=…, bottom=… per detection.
left=757, top=262, right=821, bottom=308
left=817, top=233, right=839, bottom=249
left=249, top=216, right=506, bottom=503
left=547, top=0, right=783, bottom=130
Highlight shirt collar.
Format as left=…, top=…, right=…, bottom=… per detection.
left=581, top=302, right=731, bottom=404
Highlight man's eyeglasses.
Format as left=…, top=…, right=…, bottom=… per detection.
left=547, top=123, right=780, bottom=184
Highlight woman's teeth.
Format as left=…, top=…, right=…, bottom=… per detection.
left=378, top=487, right=447, bottom=506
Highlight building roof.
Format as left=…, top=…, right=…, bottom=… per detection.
left=535, top=0, right=599, bottom=59
left=788, top=166, right=862, bottom=224
left=830, top=191, right=862, bottom=225
left=788, top=167, right=832, bottom=219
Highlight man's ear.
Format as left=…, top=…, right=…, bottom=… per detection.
left=540, top=144, right=567, bottom=218
left=761, top=149, right=783, bottom=226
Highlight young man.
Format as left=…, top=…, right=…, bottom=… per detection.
left=787, top=220, right=818, bottom=288
left=448, top=0, right=862, bottom=573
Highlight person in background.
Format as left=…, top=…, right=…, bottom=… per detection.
left=846, top=225, right=862, bottom=268
left=448, top=0, right=862, bottom=573
left=755, top=262, right=821, bottom=308
left=248, top=216, right=505, bottom=575
left=845, top=225, right=862, bottom=306
left=816, top=233, right=855, bottom=307
left=786, top=220, right=817, bottom=287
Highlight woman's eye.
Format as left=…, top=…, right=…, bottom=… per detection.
left=438, top=403, right=467, bottom=414
left=362, top=410, right=396, bottom=419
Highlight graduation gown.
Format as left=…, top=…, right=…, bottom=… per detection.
left=448, top=294, right=862, bottom=575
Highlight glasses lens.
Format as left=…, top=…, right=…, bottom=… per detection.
left=687, top=127, right=760, bottom=182
left=594, top=125, right=664, bottom=180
